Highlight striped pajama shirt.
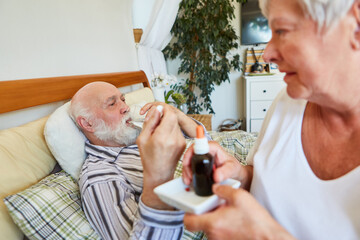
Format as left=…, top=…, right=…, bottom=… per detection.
left=78, top=142, right=184, bottom=240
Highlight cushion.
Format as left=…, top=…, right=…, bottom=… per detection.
left=4, top=171, right=100, bottom=240
left=44, top=101, right=87, bottom=180
left=44, top=87, right=155, bottom=180
left=209, top=130, right=258, bottom=164
left=124, top=87, right=155, bottom=106
left=0, top=117, right=56, bottom=240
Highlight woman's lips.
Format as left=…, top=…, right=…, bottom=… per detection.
left=284, top=72, right=296, bottom=83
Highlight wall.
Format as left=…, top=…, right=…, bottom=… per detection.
left=1, top=0, right=262, bottom=131
left=0, top=0, right=138, bottom=129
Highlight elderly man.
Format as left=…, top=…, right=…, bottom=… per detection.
left=69, top=81, right=205, bottom=240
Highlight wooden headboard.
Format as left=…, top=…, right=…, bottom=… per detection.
left=0, top=71, right=150, bottom=114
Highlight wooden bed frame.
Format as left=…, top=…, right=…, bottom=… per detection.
left=0, top=71, right=150, bottom=114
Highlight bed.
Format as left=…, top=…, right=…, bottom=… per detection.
left=0, top=71, right=257, bottom=240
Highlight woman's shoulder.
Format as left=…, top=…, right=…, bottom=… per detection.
left=246, top=88, right=306, bottom=165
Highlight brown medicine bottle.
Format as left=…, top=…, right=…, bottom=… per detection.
left=191, top=126, right=214, bottom=196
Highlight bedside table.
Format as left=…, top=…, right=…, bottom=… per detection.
left=244, top=74, right=286, bottom=132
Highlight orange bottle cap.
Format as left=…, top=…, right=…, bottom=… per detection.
left=196, top=125, right=204, bottom=139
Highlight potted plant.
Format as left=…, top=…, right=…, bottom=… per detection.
left=165, top=90, right=187, bottom=112
left=150, top=73, right=177, bottom=102
left=164, top=0, right=245, bottom=114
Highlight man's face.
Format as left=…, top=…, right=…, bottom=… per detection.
left=90, top=84, right=140, bottom=146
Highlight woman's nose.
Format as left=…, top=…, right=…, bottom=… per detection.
left=262, top=39, right=280, bottom=63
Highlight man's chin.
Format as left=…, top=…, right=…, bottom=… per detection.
left=114, top=128, right=140, bottom=146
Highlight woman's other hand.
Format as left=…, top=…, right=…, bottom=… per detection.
left=184, top=185, right=294, bottom=240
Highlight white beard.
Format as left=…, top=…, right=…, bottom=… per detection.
left=93, top=113, right=140, bottom=146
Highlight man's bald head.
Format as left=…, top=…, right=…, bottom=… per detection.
left=69, top=82, right=138, bottom=147
left=71, top=82, right=117, bottom=113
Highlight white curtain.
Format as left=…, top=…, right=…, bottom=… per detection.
left=137, top=0, right=181, bottom=82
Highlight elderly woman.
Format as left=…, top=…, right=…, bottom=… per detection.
left=138, top=0, right=360, bottom=239
left=180, top=0, right=360, bottom=239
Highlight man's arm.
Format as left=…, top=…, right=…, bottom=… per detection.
left=175, top=109, right=198, bottom=138
left=131, top=200, right=184, bottom=239
left=81, top=181, right=184, bottom=240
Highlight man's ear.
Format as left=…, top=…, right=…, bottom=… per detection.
left=350, top=0, right=360, bottom=49
left=77, top=116, right=95, bottom=133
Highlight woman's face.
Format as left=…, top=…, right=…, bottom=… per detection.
left=263, top=0, right=355, bottom=107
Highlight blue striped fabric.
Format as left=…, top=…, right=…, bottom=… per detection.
left=78, top=143, right=186, bottom=240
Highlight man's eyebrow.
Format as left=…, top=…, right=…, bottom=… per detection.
left=105, top=95, right=117, bottom=104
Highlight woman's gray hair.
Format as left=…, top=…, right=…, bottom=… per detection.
left=259, top=0, right=354, bottom=30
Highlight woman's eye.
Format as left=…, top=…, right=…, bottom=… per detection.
left=110, top=102, right=115, bottom=106
left=274, top=29, right=287, bottom=36
left=275, top=30, right=283, bottom=35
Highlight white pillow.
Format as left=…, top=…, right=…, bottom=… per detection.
left=44, top=87, right=154, bottom=180
left=44, top=101, right=86, bottom=180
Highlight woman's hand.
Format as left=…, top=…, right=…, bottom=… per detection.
left=136, top=105, right=186, bottom=210
left=184, top=185, right=294, bottom=240
left=182, top=141, right=253, bottom=189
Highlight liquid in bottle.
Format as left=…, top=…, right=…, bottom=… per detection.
left=191, top=126, right=214, bottom=196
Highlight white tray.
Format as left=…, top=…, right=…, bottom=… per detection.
left=154, top=177, right=241, bottom=215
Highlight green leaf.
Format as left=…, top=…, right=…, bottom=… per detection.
left=165, top=90, right=175, bottom=103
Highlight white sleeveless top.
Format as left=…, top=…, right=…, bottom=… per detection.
left=247, top=89, right=360, bottom=240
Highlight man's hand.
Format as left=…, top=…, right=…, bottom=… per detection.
left=141, top=102, right=198, bottom=138
left=184, top=185, right=295, bottom=240
left=136, top=105, right=186, bottom=210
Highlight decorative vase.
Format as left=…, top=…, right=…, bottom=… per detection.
left=179, top=104, right=187, bottom=113
left=152, top=87, right=165, bottom=102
